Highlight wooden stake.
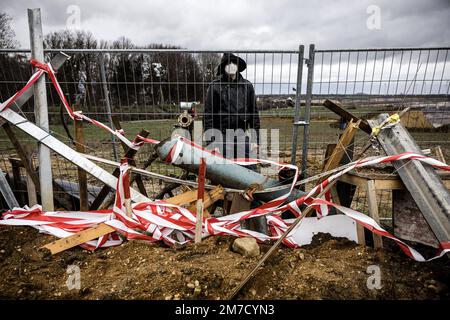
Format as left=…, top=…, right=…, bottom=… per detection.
left=23, top=145, right=37, bottom=206
left=2, top=122, right=40, bottom=188
left=195, top=158, right=206, bottom=243
left=366, top=180, right=383, bottom=249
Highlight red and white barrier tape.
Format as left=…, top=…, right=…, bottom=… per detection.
left=2, top=153, right=450, bottom=261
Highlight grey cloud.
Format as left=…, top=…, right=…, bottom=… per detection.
left=3, top=0, right=450, bottom=49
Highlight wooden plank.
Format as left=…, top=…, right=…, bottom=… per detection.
left=41, top=187, right=214, bottom=254
left=366, top=180, right=383, bottom=249
left=187, top=186, right=225, bottom=218
left=164, top=189, right=198, bottom=206
left=230, top=193, right=251, bottom=214
left=306, top=119, right=360, bottom=217
left=322, top=119, right=361, bottom=173
left=323, top=99, right=371, bottom=134
left=435, top=146, right=446, bottom=164
left=23, top=145, right=37, bottom=206
left=356, top=223, right=366, bottom=246
left=74, top=119, right=88, bottom=211
left=42, top=223, right=115, bottom=255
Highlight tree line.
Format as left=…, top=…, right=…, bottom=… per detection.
left=0, top=13, right=222, bottom=121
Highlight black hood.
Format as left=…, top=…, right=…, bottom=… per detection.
left=216, top=52, right=247, bottom=76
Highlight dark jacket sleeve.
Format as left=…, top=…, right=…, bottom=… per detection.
left=203, top=84, right=214, bottom=132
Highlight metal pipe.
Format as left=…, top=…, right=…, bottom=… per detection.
left=98, top=53, right=118, bottom=161
left=28, top=8, right=54, bottom=211
left=300, top=44, right=315, bottom=179
left=290, top=45, right=304, bottom=165
left=155, top=137, right=306, bottom=204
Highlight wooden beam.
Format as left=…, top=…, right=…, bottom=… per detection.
left=23, top=145, right=37, bottom=206
left=187, top=186, right=225, bottom=218
left=305, top=119, right=360, bottom=217
left=366, top=180, right=383, bottom=249
left=323, top=99, right=371, bottom=134
left=322, top=119, right=361, bottom=173
left=42, top=223, right=115, bottom=255
left=2, top=122, right=40, bottom=188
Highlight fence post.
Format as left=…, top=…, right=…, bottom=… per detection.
left=98, top=53, right=118, bottom=161
left=300, top=44, right=315, bottom=179
left=291, top=45, right=304, bottom=165
left=28, top=8, right=54, bottom=210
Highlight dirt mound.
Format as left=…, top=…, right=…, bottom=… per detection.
left=401, top=110, right=434, bottom=129
left=0, top=226, right=449, bottom=300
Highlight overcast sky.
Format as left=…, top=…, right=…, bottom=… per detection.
left=3, top=0, right=450, bottom=50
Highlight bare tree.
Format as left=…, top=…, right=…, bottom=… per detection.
left=0, top=12, right=18, bottom=49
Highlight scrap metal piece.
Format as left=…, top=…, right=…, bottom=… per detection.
left=368, top=113, right=450, bottom=247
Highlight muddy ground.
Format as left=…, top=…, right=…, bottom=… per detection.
left=0, top=226, right=449, bottom=300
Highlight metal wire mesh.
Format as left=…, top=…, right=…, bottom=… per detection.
left=0, top=46, right=449, bottom=219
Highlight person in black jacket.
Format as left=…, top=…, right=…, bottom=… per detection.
left=203, top=53, right=260, bottom=165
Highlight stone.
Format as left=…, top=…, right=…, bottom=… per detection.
left=193, top=287, right=201, bottom=297
left=232, top=237, right=260, bottom=257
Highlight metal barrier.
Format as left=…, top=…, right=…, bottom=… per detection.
left=0, top=45, right=449, bottom=211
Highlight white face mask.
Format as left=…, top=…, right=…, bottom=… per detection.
left=224, top=63, right=238, bottom=75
